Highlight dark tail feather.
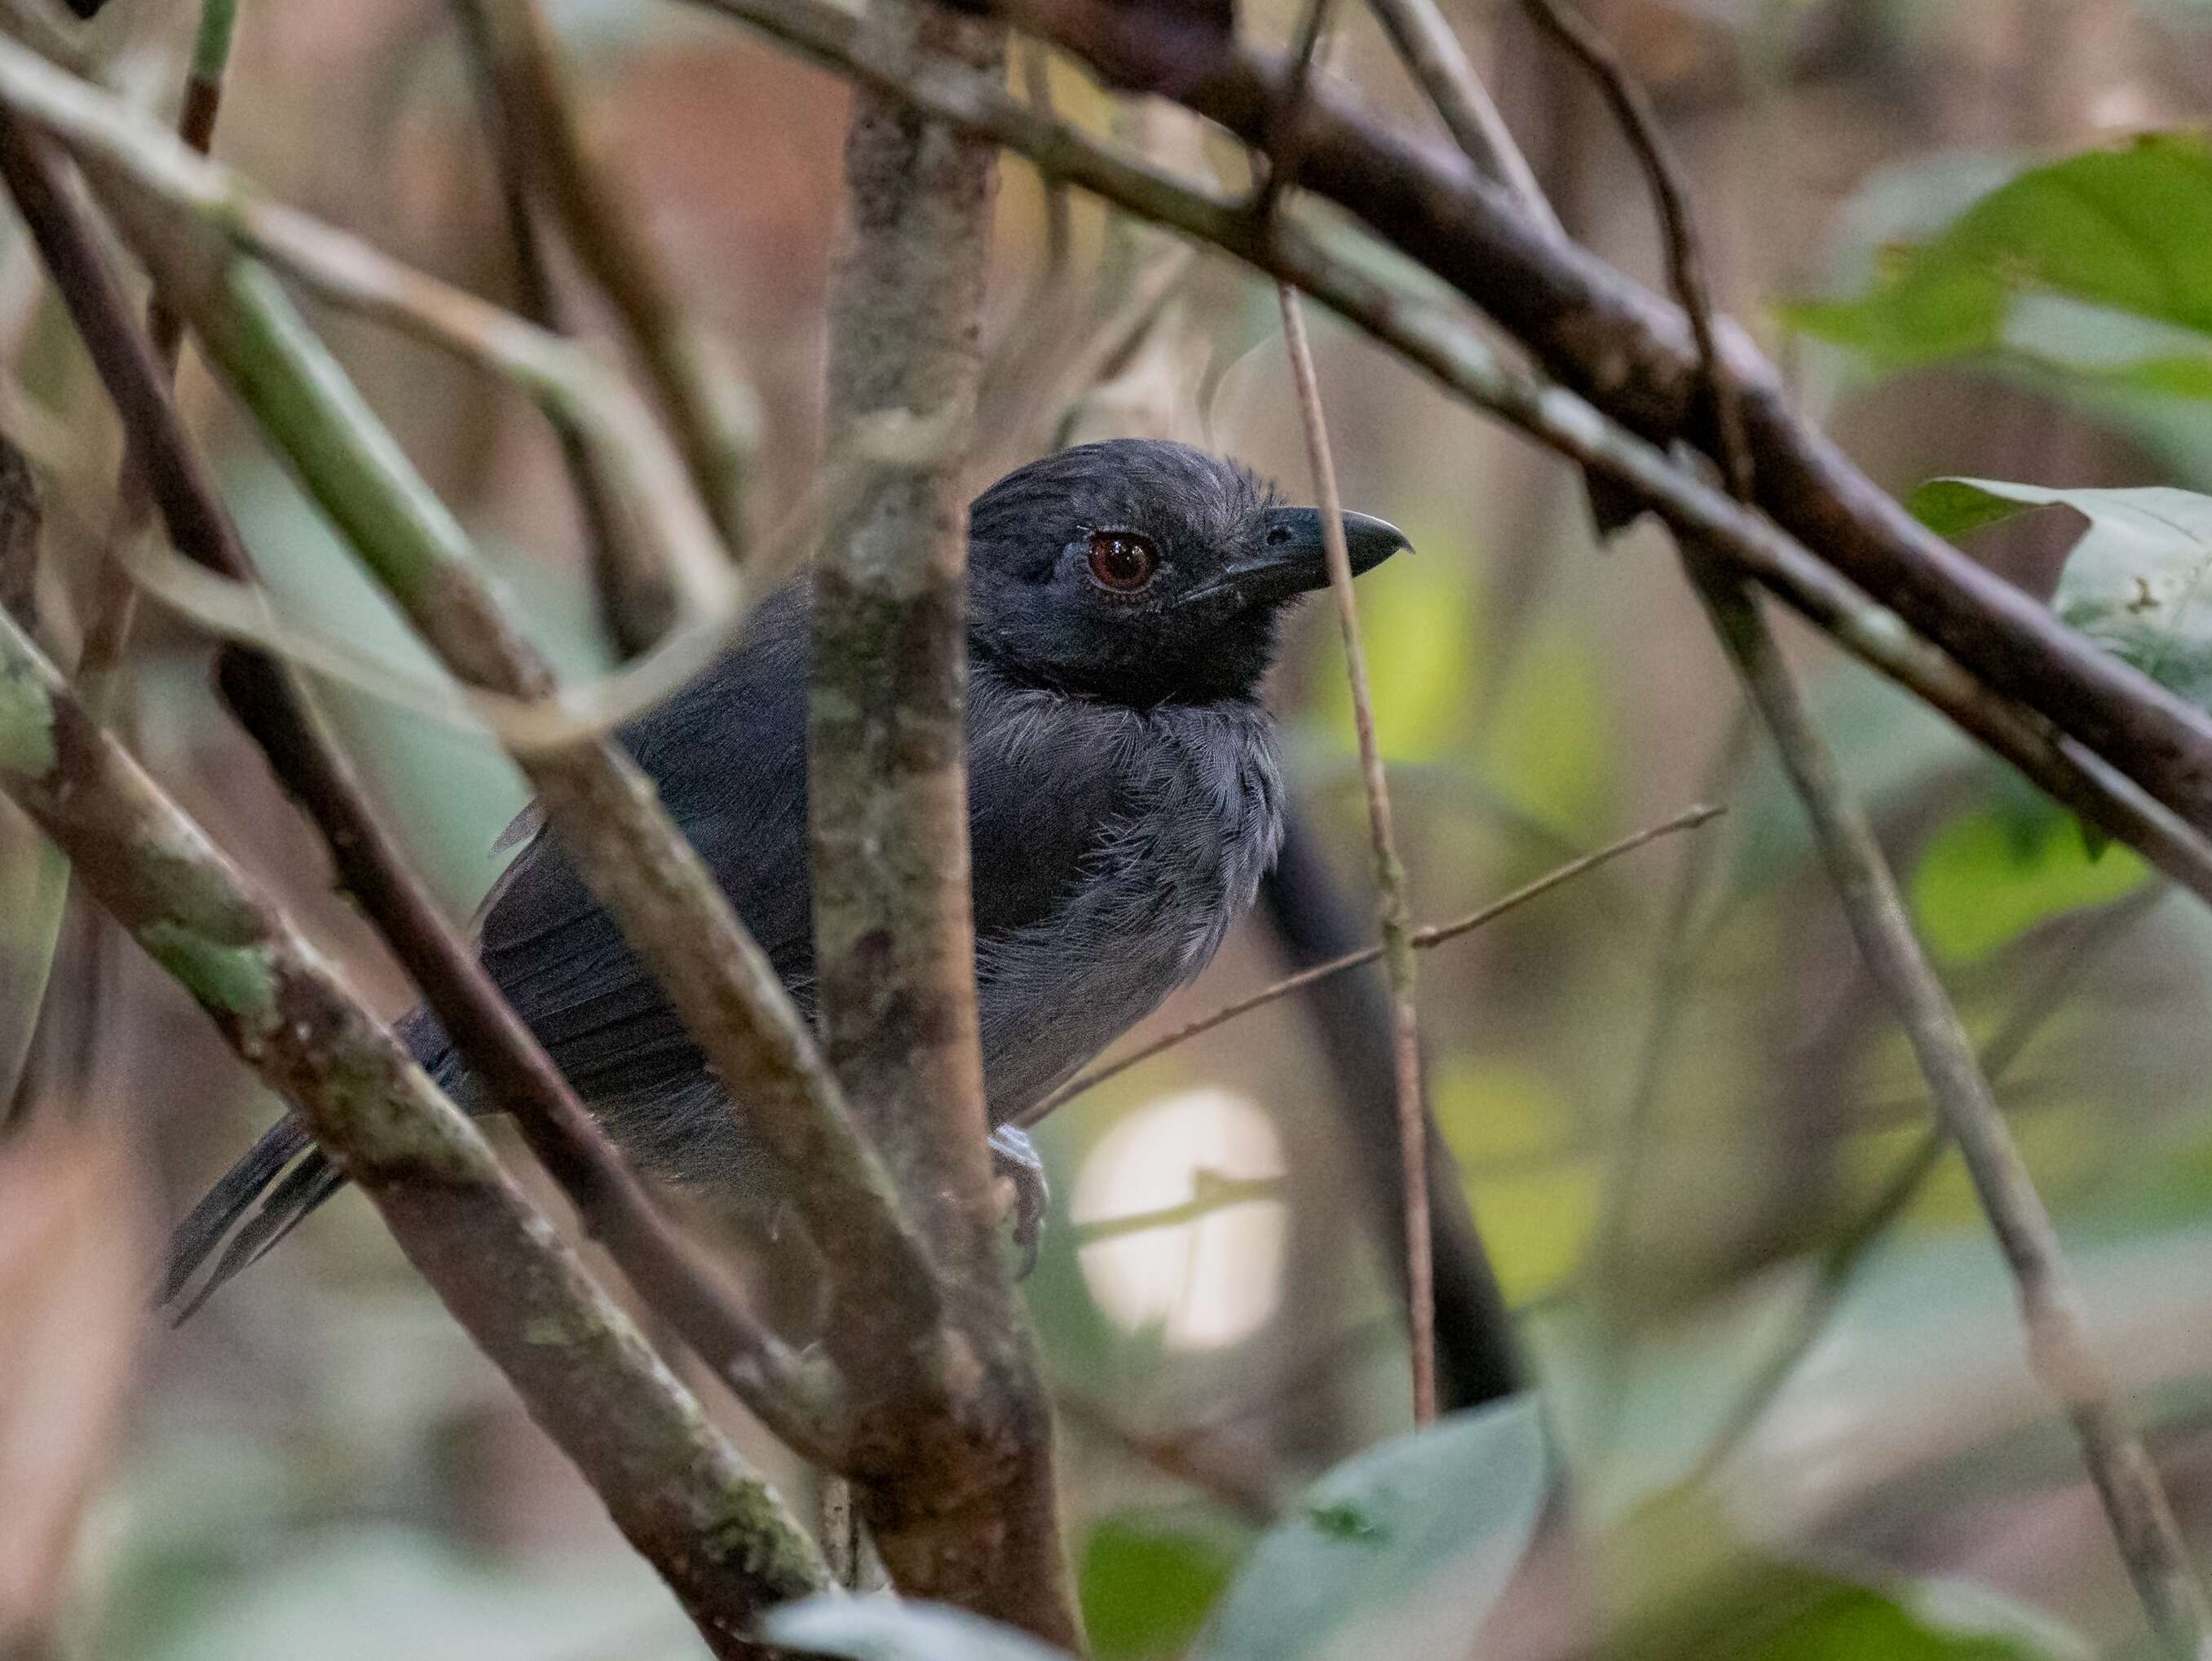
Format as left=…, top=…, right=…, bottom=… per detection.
left=161, top=1115, right=347, bottom=1320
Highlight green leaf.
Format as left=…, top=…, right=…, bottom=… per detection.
left=1791, top=133, right=2212, bottom=388
left=763, top=1597, right=1076, bottom=1661
left=1080, top=1515, right=1239, bottom=1659
left=1190, top=1394, right=1548, bottom=1661
left=1911, top=802, right=2148, bottom=962
left=1910, top=477, right=2212, bottom=709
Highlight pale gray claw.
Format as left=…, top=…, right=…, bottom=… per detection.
left=988, top=1124, right=1048, bottom=1278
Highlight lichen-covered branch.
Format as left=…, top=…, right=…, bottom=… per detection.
left=815, top=0, right=1077, bottom=1638
left=0, top=607, right=829, bottom=1658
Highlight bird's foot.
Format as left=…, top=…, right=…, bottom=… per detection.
left=988, top=1124, right=1049, bottom=1279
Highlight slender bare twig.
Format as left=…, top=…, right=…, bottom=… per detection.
left=76, top=0, right=236, bottom=716
left=453, top=0, right=754, bottom=563
left=1366, top=0, right=1557, bottom=233
left=1526, top=3, right=2210, bottom=1648
left=1071, top=1170, right=1287, bottom=1246
left=0, top=605, right=831, bottom=1656
left=1286, top=281, right=1435, bottom=1416
left=1248, top=0, right=1335, bottom=225
left=1521, top=0, right=1751, bottom=497
left=1027, top=802, right=1722, bottom=1124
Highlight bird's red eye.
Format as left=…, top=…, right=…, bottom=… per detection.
left=1086, top=530, right=1158, bottom=593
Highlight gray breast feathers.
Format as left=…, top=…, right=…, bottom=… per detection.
left=972, top=693, right=1284, bottom=1120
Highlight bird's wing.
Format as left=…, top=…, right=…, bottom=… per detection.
left=476, top=584, right=818, bottom=1109
left=964, top=669, right=1133, bottom=943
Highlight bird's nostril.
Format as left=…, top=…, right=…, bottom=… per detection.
left=1265, top=527, right=1291, bottom=546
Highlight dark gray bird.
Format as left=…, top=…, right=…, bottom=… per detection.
left=165, top=439, right=1407, bottom=1310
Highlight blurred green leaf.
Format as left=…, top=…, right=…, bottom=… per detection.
left=1910, top=802, right=2147, bottom=963
left=1190, top=1394, right=1547, bottom=1661
left=1911, top=479, right=2212, bottom=710
left=1791, top=133, right=2212, bottom=389
left=1080, top=1515, right=1238, bottom=1660
left=766, top=1597, right=1075, bottom=1661
left=1614, top=1558, right=2086, bottom=1661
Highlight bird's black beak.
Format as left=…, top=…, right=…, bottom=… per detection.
left=1180, top=506, right=1411, bottom=608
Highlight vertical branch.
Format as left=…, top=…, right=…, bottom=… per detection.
left=815, top=1, right=1075, bottom=1640
left=1525, top=2, right=2212, bottom=1651
left=1278, top=289, right=1433, bottom=1426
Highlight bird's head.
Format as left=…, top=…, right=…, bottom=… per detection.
left=966, top=439, right=1409, bottom=707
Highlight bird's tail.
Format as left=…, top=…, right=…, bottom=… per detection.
left=161, top=1115, right=347, bottom=1322
left=161, top=1006, right=456, bottom=1321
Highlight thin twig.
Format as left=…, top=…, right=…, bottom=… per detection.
left=1530, top=2, right=2210, bottom=1646
left=453, top=0, right=754, bottom=563
left=1521, top=0, right=1750, bottom=497
left=1278, top=285, right=1431, bottom=1423
left=1026, top=801, right=1721, bottom=1124
left=1071, top=1170, right=1286, bottom=1246
left=1247, top=0, right=1335, bottom=224
left=1366, top=0, right=1559, bottom=234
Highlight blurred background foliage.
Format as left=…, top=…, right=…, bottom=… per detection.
left=11, top=0, right=2212, bottom=1658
